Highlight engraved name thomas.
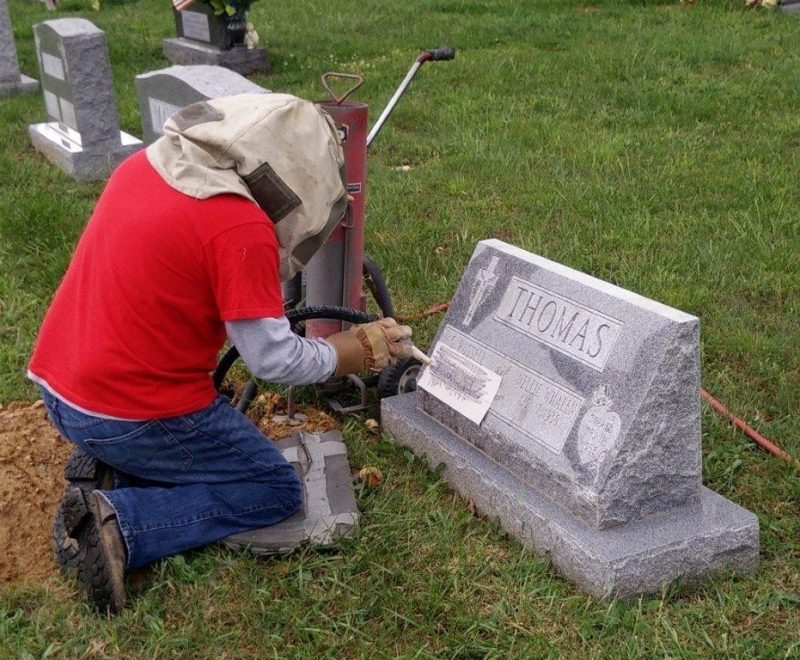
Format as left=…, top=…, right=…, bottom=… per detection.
left=495, top=276, right=623, bottom=371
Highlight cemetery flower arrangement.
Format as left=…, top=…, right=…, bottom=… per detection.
left=202, top=0, right=258, bottom=17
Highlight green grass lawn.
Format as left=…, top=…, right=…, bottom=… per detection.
left=2, top=0, right=799, bottom=656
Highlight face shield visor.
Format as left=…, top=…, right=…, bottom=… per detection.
left=242, top=157, right=348, bottom=280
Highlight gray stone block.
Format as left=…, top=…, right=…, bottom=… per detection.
left=28, top=123, right=140, bottom=182
left=383, top=392, right=759, bottom=600
left=417, top=240, right=702, bottom=530
left=0, top=73, right=38, bottom=97
left=224, top=430, right=359, bottom=555
left=135, top=64, right=269, bottom=144
left=0, top=0, right=38, bottom=96
left=29, top=18, right=141, bottom=180
left=162, top=38, right=270, bottom=77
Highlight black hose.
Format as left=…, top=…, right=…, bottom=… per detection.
left=363, top=255, right=395, bottom=319
left=213, top=305, right=379, bottom=392
left=236, top=379, right=259, bottom=412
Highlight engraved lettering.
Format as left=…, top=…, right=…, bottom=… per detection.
left=551, top=309, right=579, bottom=342
left=495, top=277, right=624, bottom=372
left=569, top=319, right=590, bottom=353
left=587, top=323, right=610, bottom=359
left=508, top=286, right=528, bottom=319
left=537, top=300, right=558, bottom=333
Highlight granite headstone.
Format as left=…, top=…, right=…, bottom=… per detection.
left=135, top=64, right=269, bottom=144
left=0, top=0, right=38, bottom=97
left=224, top=430, right=359, bottom=554
left=28, top=19, right=141, bottom=181
left=162, top=4, right=269, bottom=76
left=780, top=0, right=800, bottom=13
left=382, top=239, right=759, bottom=599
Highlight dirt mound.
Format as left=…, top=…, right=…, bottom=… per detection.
left=0, top=401, right=72, bottom=585
left=0, top=394, right=339, bottom=586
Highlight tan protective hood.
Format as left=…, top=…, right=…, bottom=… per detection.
left=146, top=93, right=347, bottom=281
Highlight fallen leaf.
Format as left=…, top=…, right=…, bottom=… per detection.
left=358, top=466, right=383, bottom=487
left=365, top=418, right=380, bottom=435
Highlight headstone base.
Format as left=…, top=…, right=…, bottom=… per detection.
left=781, top=0, right=800, bottom=14
left=28, top=122, right=142, bottom=182
left=0, top=74, right=38, bottom=97
left=162, top=38, right=270, bottom=76
left=224, top=430, right=359, bottom=555
left=382, top=392, right=759, bottom=600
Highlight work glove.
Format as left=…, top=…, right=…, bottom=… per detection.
left=326, top=318, right=430, bottom=377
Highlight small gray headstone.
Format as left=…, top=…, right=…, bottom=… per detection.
left=28, top=18, right=141, bottom=181
left=0, top=0, right=38, bottom=97
left=382, top=239, right=759, bottom=599
left=163, top=6, right=269, bottom=76
left=780, top=0, right=800, bottom=13
left=224, top=430, right=359, bottom=554
left=135, top=64, right=269, bottom=144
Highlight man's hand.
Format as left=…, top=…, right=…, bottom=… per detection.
left=172, top=0, right=197, bottom=11
left=327, top=318, right=430, bottom=377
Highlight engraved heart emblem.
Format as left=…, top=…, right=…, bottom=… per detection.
left=576, top=387, right=621, bottom=466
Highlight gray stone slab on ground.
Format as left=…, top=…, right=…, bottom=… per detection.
left=163, top=38, right=270, bottom=77
left=381, top=239, right=759, bottom=598
left=224, top=430, right=359, bottom=554
left=780, top=0, right=800, bottom=14
left=28, top=18, right=141, bottom=181
left=0, top=0, right=38, bottom=97
left=135, top=64, right=269, bottom=144
left=383, top=392, right=759, bottom=600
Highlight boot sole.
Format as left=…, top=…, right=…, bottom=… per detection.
left=76, top=496, right=126, bottom=616
left=52, top=449, right=113, bottom=576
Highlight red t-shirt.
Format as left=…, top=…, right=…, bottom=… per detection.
left=28, top=151, right=284, bottom=419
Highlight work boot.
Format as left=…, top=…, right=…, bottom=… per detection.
left=76, top=491, right=127, bottom=616
left=52, top=449, right=113, bottom=576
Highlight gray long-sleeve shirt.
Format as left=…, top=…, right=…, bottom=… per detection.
left=225, top=316, right=337, bottom=385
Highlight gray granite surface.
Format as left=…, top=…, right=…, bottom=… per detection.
left=383, top=392, right=759, bottom=599
left=29, top=18, right=141, bottom=180
left=224, top=430, right=359, bottom=554
left=135, top=64, right=268, bottom=144
left=418, top=239, right=702, bottom=529
left=162, top=38, right=270, bottom=76
left=0, top=0, right=38, bottom=96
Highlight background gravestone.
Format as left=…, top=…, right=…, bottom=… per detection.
left=0, top=0, right=38, bottom=97
left=163, top=4, right=269, bottom=76
left=382, top=239, right=759, bottom=599
left=780, top=0, right=800, bottom=13
left=135, top=64, right=269, bottom=144
left=28, top=18, right=141, bottom=182
left=224, top=430, right=359, bottom=554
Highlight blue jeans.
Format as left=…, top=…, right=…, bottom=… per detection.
left=41, top=389, right=303, bottom=571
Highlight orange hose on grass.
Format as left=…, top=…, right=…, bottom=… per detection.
left=700, top=389, right=795, bottom=464
left=397, top=300, right=796, bottom=464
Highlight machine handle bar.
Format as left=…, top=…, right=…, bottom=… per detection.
left=423, top=46, right=456, bottom=62
left=367, top=46, right=456, bottom=147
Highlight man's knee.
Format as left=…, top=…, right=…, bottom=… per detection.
left=260, top=464, right=303, bottom=518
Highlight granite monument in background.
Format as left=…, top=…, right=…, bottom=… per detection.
left=382, top=239, right=759, bottom=599
left=0, top=0, right=38, bottom=97
left=28, top=19, right=141, bottom=181
left=163, top=4, right=269, bottom=76
left=135, top=64, right=269, bottom=144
